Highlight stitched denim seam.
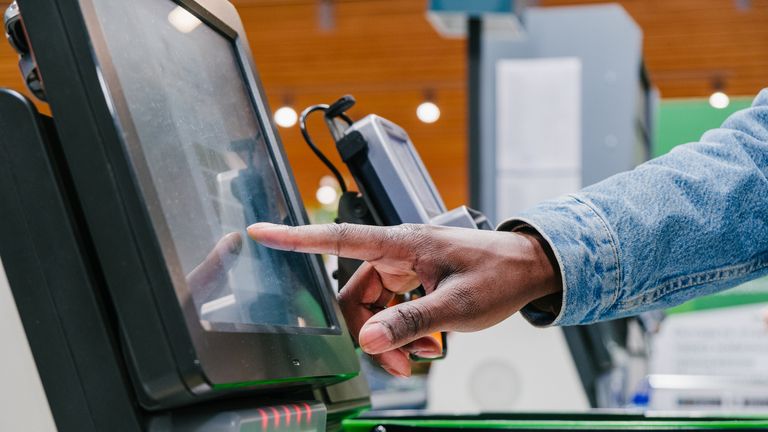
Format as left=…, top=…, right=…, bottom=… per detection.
left=619, top=257, right=768, bottom=309
left=568, top=194, right=623, bottom=314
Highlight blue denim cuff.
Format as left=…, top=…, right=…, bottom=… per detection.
left=497, top=195, right=622, bottom=326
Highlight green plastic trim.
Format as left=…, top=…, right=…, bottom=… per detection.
left=212, top=372, right=358, bottom=390
left=667, top=291, right=768, bottom=315
left=666, top=277, right=768, bottom=315
left=342, top=418, right=768, bottom=431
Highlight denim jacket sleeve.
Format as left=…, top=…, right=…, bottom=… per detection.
left=498, top=88, right=768, bottom=327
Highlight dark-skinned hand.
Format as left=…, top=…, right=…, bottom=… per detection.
left=247, top=222, right=562, bottom=378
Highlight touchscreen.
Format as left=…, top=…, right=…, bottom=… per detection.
left=88, top=0, right=331, bottom=331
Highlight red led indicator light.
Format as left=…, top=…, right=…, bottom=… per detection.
left=257, top=408, right=268, bottom=431
left=282, top=405, right=292, bottom=426
left=269, top=406, right=280, bottom=427
left=292, top=404, right=302, bottom=424
left=302, top=402, right=313, bottom=422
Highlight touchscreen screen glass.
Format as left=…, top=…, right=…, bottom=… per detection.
left=88, top=0, right=332, bottom=332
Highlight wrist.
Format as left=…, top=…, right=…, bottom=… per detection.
left=513, top=229, right=563, bottom=308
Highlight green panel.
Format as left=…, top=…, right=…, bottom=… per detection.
left=654, top=96, right=767, bottom=315
left=343, top=418, right=768, bottom=431
left=653, top=97, right=753, bottom=157
left=666, top=276, right=768, bottom=315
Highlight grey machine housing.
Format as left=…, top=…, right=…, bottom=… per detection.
left=337, top=114, right=491, bottom=230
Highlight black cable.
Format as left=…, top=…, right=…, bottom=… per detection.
left=339, top=113, right=354, bottom=126
left=299, top=104, right=349, bottom=193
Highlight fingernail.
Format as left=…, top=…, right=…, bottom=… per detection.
left=246, top=223, right=277, bottom=239
left=382, top=364, right=410, bottom=378
left=412, top=350, right=443, bottom=359
left=246, top=222, right=274, bottom=233
left=359, top=323, right=392, bottom=354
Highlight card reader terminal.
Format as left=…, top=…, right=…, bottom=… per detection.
left=333, top=112, right=491, bottom=230
left=300, top=95, right=492, bottom=362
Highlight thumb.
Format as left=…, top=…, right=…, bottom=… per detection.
left=357, top=285, right=458, bottom=355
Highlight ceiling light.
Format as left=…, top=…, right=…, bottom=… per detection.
left=274, top=106, right=298, bottom=128
left=168, top=6, right=202, bottom=34
left=709, top=91, right=730, bottom=109
left=316, top=185, right=338, bottom=205
left=417, top=101, right=441, bottom=124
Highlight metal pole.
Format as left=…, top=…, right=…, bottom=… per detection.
left=467, top=16, right=482, bottom=210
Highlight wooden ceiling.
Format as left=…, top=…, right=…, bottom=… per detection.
left=541, top=0, right=768, bottom=97
left=234, top=0, right=468, bottom=209
left=1, top=0, right=766, bottom=209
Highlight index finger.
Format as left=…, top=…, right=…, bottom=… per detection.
left=247, top=222, right=421, bottom=262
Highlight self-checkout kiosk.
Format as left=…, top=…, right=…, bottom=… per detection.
left=1, top=0, right=368, bottom=429
left=3, top=0, right=768, bottom=431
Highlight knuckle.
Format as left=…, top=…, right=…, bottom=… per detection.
left=390, top=302, right=434, bottom=341
left=328, top=223, right=353, bottom=255
left=399, top=223, right=424, bottom=233
left=401, top=223, right=436, bottom=241
left=395, top=224, right=441, bottom=275
left=283, top=225, right=301, bottom=251
left=395, top=223, right=432, bottom=249
left=328, top=222, right=349, bottom=238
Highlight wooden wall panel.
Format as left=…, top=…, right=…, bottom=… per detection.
left=541, top=0, right=768, bottom=98
left=234, top=0, right=468, bottom=208
left=1, top=0, right=765, bottom=210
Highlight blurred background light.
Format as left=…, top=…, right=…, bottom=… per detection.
left=417, top=100, right=441, bottom=123
left=315, top=185, right=338, bottom=205
left=316, top=175, right=340, bottom=206
left=709, top=91, right=730, bottom=109
left=274, top=106, right=298, bottom=128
